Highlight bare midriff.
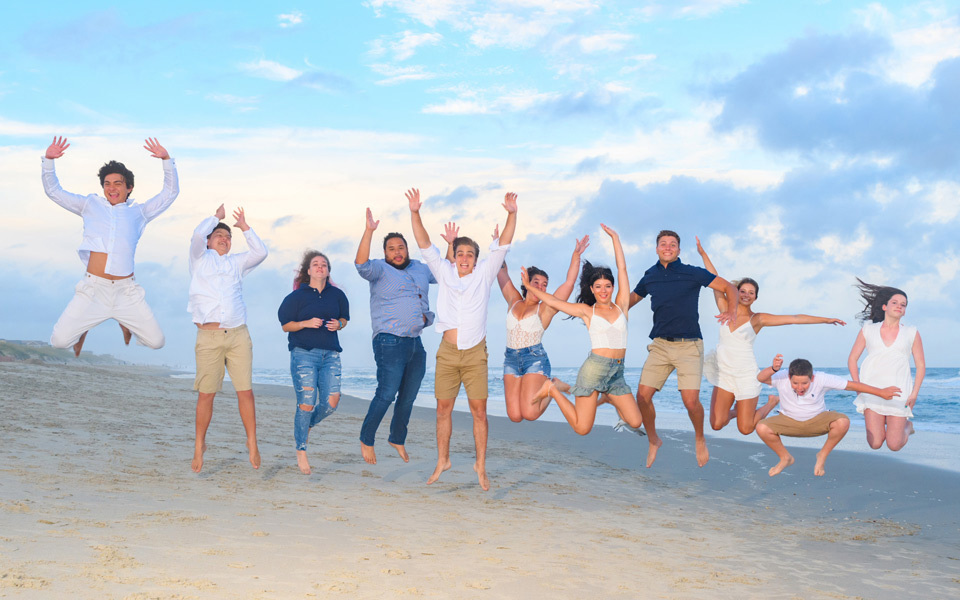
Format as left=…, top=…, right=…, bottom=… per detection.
left=442, top=329, right=459, bottom=345
left=86, top=252, right=132, bottom=281
left=591, top=347, right=626, bottom=360
left=196, top=323, right=225, bottom=330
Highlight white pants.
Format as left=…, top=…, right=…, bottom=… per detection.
left=50, top=274, right=165, bottom=349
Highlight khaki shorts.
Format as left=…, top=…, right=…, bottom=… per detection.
left=435, top=339, right=488, bottom=400
left=194, top=325, right=253, bottom=394
left=759, top=411, right=848, bottom=437
left=639, top=338, right=704, bottom=391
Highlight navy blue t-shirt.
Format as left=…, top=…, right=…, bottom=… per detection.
left=277, top=284, right=350, bottom=352
left=633, top=259, right=716, bottom=340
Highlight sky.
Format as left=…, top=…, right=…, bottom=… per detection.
left=1, top=0, right=958, bottom=371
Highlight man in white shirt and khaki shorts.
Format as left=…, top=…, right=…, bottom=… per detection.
left=407, top=188, right=517, bottom=491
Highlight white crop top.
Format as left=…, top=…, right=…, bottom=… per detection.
left=505, top=301, right=545, bottom=349
left=588, top=304, right=627, bottom=350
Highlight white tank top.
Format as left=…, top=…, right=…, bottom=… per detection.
left=588, top=304, right=627, bottom=350
left=505, top=301, right=545, bottom=349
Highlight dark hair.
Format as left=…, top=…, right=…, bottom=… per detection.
left=207, top=222, right=231, bottom=239
left=656, top=229, right=680, bottom=245
left=383, top=232, right=407, bottom=250
left=788, top=358, right=813, bottom=378
left=520, top=266, right=548, bottom=299
left=294, top=250, right=331, bottom=290
left=574, top=260, right=614, bottom=307
left=98, top=160, right=134, bottom=188
left=855, top=278, right=907, bottom=323
left=453, top=236, right=480, bottom=259
left=736, top=278, right=760, bottom=298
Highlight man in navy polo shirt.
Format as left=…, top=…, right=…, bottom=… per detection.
left=629, top=229, right=738, bottom=468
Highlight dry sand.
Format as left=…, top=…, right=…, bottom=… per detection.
left=1, top=361, right=958, bottom=599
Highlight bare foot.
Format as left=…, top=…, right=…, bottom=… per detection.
left=361, top=442, right=377, bottom=465
left=296, top=450, right=312, bottom=475
left=757, top=397, right=779, bottom=420
left=768, top=454, right=795, bottom=476
left=814, top=451, right=828, bottom=476
left=531, top=378, right=554, bottom=404
left=389, top=442, right=409, bottom=462
left=552, top=378, right=571, bottom=393
left=247, top=440, right=261, bottom=469
left=646, top=437, right=663, bottom=468
left=426, top=459, right=451, bottom=485
left=119, top=323, right=132, bottom=345
left=473, top=462, right=490, bottom=491
left=72, top=331, right=88, bottom=357
left=695, top=437, right=710, bottom=467
left=191, top=443, right=207, bottom=473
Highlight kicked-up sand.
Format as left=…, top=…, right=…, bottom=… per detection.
left=1, top=361, right=958, bottom=599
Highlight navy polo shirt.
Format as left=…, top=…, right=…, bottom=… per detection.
left=633, top=258, right=716, bottom=340
left=277, top=284, right=350, bottom=352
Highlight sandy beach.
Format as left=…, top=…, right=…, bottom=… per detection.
left=1, top=361, right=958, bottom=599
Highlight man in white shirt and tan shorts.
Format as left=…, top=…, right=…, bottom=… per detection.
left=188, top=204, right=268, bottom=473
left=407, top=188, right=517, bottom=491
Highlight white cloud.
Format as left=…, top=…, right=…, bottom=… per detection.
left=619, top=53, right=657, bottom=74
left=239, top=59, right=302, bottom=82
left=677, top=0, right=747, bottom=18
left=470, top=11, right=559, bottom=49
left=394, top=31, right=443, bottom=60
left=922, top=181, right=960, bottom=223
left=814, top=227, right=873, bottom=264
left=365, top=0, right=467, bottom=28
left=278, top=11, right=304, bottom=28
left=578, top=32, right=633, bottom=54
left=205, top=93, right=259, bottom=112
left=371, top=63, right=438, bottom=85
left=422, top=98, right=492, bottom=115
left=859, top=6, right=960, bottom=87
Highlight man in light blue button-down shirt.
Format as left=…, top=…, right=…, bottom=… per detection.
left=355, top=208, right=437, bottom=465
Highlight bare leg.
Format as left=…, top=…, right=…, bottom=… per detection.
left=468, top=397, right=490, bottom=491
left=503, top=375, right=523, bottom=422
left=72, top=331, right=88, bottom=358
left=192, top=392, right=215, bottom=473
left=636, top=384, right=662, bottom=467
left=606, top=393, right=644, bottom=429
left=518, top=373, right=549, bottom=421
left=863, top=409, right=887, bottom=449
left=543, top=382, right=600, bottom=435
left=756, top=423, right=794, bottom=476
left=236, top=389, right=260, bottom=469
left=883, top=415, right=911, bottom=451
left=709, top=386, right=736, bottom=431
left=680, top=388, right=709, bottom=467
left=814, top=417, right=850, bottom=476
left=119, top=322, right=132, bottom=345
left=734, top=397, right=760, bottom=435
left=426, top=398, right=454, bottom=485
left=755, top=395, right=779, bottom=423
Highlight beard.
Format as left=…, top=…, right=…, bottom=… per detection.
left=388, top=256, right=411, bottom=270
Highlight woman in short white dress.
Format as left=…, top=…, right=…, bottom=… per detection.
left=847, top=279, right=925, bottom=451
left=496, top=236, right=589, bottom=422
left=697, top=239, right=846, bottom=434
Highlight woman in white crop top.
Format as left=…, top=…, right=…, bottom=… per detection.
left=696, top=239, right=846, bottom=435
left=520, top=225, right=645, bottom=437
left=496, top=236, right=590, bottom=422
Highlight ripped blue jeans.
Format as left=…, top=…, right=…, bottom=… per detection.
left=290, top=347, right=342, bottom=451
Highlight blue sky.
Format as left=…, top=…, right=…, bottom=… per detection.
left=1, top=1, right=958, bottom=370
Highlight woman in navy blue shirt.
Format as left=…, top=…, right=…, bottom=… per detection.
left=278, top=250, right=350, bottom=475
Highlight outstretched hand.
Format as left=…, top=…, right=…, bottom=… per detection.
left=406, top=188, right=421, bottom=212
left=441, top=222, right=460, bottom=245
left=215, top=204, right=226, bottom=220
left=233, top=207, right=249, bottom=231
left=491, top=223, right=500, bottom=241
left=519, top=266, right=531, bottom=287
left=695, top=236, right=707, bottom=257
left=365, top=207, right=380, bottom=231
left=880, top=386, right=902, bottom=400
left=143, top=137, right=170, bottom=160
left=827, top=318, right=846, bottom=326
left=45, top=136, right=70, bottom=159
left=573, top=235, right=590, bottom=255
left=600, top=223, right=619, bottom=239
left=502, top=192, right=518, bottom=214
left=771, top=354, right=784, bottom=372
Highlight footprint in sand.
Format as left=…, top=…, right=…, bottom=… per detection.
left=465, top=581, right=491, bottom=590
left=381, top=568, right=405, bottom=575
left=251, top=531, right=269, bottom=537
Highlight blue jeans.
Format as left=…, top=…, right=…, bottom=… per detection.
left=359, top=334, right=426, bottom=447
left=290, top=347, right=342, bottom=451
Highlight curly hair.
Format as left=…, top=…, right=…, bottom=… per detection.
left=98, top=160, right=134, bottom=188
left=294, top=250, right=331, bottom=290
left=855, top=278, right=907, bottom=323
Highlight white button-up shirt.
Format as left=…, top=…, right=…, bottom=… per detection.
left=41, top=157, right=179, bottom=277
left=187, top=216, right=268, bottom=328
left=420, top=241, right=510, bottom=350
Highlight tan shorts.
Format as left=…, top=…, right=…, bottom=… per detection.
left=194, top=325, right=253, bottom=394
left=435, top=339, right=488, bottom=400
left=759, top=411, right=848, bottom=437
left=639, top=338, right=704, bottom=391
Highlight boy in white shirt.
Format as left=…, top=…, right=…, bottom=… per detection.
left=188, top=204, right=268, bottom=473
left=756, top=354, right=900, bottom=477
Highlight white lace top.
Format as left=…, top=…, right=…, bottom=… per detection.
left=505, top=301, right=545, bottom=349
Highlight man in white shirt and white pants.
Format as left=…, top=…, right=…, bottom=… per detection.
left=42, top=136, right=178, bottom=356
left=188, top=204, right=268, bottom=473
left=407, top=188, right=517, bottom=491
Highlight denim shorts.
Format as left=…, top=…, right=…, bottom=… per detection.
left=503, top=343, right=551, bottom=378
left=570, top=352, right=631, bottom=397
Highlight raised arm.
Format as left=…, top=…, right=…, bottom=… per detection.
left=140, top=138, right=179, bottom=222
left=553, top=235, right=589, bottom=302
left=41, top=136, right=86, bottom=215
left=907, top=332, right=925, bottom=408
left=355, top=208, right=379, bottom=265
left=189, top=205, right=223, bottom=269
left=520, top=267, right=589, bottom=321
left=757, top=353, right=784, bottom=385
left=497, top=261, right=523, bottom=305
left=234, top=207, right=267, bottom=275
left=407, top=188, right=431, bottom=249
left=847, top=330, right=866, bottom=382
left=696, top=236, right=726, bottom=313
left=707, top=275, right=739, bottom=325
left=440, top=221, right=459, bottom=263
left=601, top=224, right=630, bottom=313
left=753, top=313, right=846, bottom=331
left=497, top=192, right=518, bottom=246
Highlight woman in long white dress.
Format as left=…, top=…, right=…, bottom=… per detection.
left=847, top=279, right=926, bottom=451
left=696, top=239, right=846, bottom=434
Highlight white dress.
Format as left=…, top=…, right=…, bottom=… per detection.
left=854, top=321, right=917, bottom=418
left=703, top=321, right=762, bottom=401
